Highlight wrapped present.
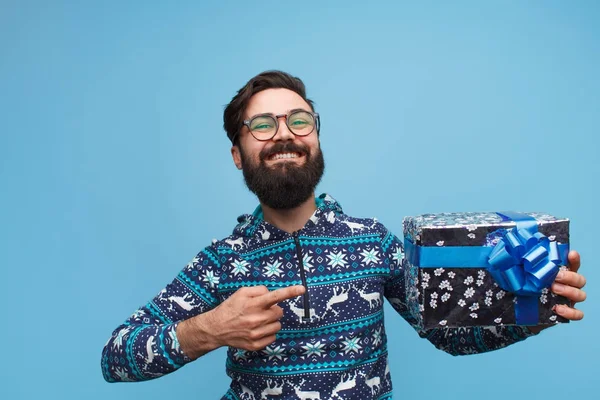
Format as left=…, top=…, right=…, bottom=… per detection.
left=402, top=211, right=570, bottom=329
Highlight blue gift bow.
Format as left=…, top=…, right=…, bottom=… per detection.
left=404, top=211, right=569, bottom=325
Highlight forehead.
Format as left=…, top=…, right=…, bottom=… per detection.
left=245, top=88, right=312, bottom=118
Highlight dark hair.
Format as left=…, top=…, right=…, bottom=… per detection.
left=223, top=70, right=315, bottom=144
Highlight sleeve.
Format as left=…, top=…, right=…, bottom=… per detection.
left=381, top=229, right=538, bottom=356
left=101, top=246, right=222, bottom=382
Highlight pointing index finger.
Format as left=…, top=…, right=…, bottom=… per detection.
left=258, top=285, right=306, bottom=308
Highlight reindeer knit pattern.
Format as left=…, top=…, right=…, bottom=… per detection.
left=102, top=194, right=535, bottom=399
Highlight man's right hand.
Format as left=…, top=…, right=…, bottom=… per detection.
left=177, top=285, right=305, bottom=360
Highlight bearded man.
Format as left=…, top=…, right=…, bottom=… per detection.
left=102, top=71, right=587, bottom=399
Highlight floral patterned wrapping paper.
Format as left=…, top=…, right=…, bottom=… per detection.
left=402, top=212, right=570, bottom=329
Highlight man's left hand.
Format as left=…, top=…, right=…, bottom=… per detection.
left=528, top=250, right=586, bottom=334
left=551, top=250, right=586, bottom=320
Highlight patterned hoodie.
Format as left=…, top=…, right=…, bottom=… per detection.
left=101, top=194, right=535, bottom=399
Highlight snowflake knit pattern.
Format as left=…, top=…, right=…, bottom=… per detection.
left=102, top=194, right=535, bottom=399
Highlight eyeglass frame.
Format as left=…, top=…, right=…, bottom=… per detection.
left=231, top=109, right=320, bottom=143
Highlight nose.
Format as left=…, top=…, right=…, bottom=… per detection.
left=272, top=115, right=295, bottom=142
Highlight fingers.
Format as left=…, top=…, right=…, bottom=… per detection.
left=551, top=282, right=587, bottom=303
left=554, top=304, right=584, bottom=321
left=554, top=252, right=585, bottom=321
left=555, top=270, right=586, bottom=289
left=256, top=285, right=306, bottom=308
left=567, top=250, right=581, bottom=273
left=250, top=321, right=282, bottom=341
left=266, top=305, right=284, bottom=323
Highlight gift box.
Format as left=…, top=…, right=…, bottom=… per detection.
left=402, top=211, right=570, bottom=329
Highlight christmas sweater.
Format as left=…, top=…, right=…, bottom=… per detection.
left=101, top=194, right=536, bottom=399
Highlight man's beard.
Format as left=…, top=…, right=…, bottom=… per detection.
left=239, top=141, right=325, bottom=210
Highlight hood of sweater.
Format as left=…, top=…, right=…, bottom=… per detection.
left=232, top=193, right=344, bottom=240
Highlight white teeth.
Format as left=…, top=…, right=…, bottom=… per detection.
left=272, top=152, right=299, bottom=160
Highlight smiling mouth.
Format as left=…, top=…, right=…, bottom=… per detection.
left=266, top=151, right=305, bottom=162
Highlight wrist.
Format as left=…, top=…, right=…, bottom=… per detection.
left=176, top=310, right=222, bottom=360
left=197, top=309, right=223, bottom=350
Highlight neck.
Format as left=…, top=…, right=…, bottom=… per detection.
left=260, top=194, right=317, bottom=234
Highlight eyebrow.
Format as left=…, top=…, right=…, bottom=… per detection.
left=288, top=108, right=309, bottom=114
left=247, top=108, right=311, bottom=120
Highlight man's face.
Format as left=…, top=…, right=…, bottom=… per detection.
left=231, top=88, right=325, bottom=210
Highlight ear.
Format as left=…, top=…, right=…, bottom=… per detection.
left=231, top=145, right=243, bottom=170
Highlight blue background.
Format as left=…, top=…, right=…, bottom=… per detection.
left=1, top=1, right=598, bottom=398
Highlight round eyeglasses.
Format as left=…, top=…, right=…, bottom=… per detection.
left=237, top=110, right=320, bottom=142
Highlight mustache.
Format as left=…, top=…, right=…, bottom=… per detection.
left=259, top=142, right=311, bottom=161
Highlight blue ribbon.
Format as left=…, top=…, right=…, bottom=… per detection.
left=405, top=211, right=569, bottom=325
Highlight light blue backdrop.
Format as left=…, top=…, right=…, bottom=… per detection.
left=1, top=1, right=598, bottom=399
